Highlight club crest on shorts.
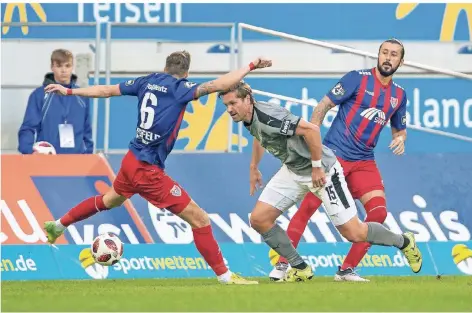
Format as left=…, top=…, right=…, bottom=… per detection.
left=390, top=97, right=398, bottom=109
left=170, top=185, right=182, bottom=197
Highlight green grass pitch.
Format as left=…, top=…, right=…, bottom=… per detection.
left=2, top=276, right=471, bottom=312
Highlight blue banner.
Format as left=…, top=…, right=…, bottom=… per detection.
left=93, top=77, right=472, bottom=153
left=1, top=3, right=471, bottom=41
left=33, top=176, right=149, bottom=244
left=2, top=241, right=472, bottom=281
left=101, top=152, right=472, bottom=245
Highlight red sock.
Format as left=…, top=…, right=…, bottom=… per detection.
left=279, top=193, right=322, bottom=264
left=60, top=195, right=108, bottom=227
left=192, top=225, right=228, bottom=276
left=341, top=196, right=388, bottom=270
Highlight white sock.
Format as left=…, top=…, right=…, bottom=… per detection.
left=55, top=219, right=66, bottom=231
left=217, top=270, right=232, bottom=282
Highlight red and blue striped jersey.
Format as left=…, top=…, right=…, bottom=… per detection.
left=119, top=73, right=199, bottom=168
left=323, top=68, right=407, bottom=161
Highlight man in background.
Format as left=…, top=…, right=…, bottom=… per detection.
left=18, top=49, right=93, bottom=154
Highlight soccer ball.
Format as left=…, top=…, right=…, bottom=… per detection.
left=91, top=233, right=124, bottom=266
left=33, top=141, right=56, bottom=155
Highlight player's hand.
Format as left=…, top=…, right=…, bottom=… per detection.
left=249, top=166, right=263, bottom=196
left=251, top=57, right=272, bottom=69
left=389, top=136, right=405, bottom=155
left=312, top=167, right=326, bottom=189
left=44, top=84, right=68, bottom=95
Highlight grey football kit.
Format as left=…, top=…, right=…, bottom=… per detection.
left=245, top=101, right=357, bottom=226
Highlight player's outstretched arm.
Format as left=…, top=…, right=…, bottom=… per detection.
left=295, top=119, right=326, bottom=188
left=44, top=84, right=122, bottom=98
left=194, top=57, right=272, bottom=99
left=310, top=96, right=336, bottom=127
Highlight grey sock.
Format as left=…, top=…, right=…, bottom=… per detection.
left=366, top=222, right=404, bottom=249
left=261, top=224, right=305, bottom=267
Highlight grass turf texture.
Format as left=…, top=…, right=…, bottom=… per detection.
left=2, top=276, right=471, bottom=312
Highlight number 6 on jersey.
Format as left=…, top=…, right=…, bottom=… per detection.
left=140, top=92, right=158, bottom=130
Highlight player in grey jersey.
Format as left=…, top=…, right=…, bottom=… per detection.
left=219, top=81, right=422, bottom=282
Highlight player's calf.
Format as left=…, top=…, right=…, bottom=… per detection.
left=177, top=199, right=210, bottom=228
left=339, top=195, right=387, bottom=273
left=177, top=200, right=258, bottom=284
left=44, top=189, right=126, bottom=244
left=338, top=216, right=404, bottom=247
left=337, top=217, right=370, bottom=243
left=250, top=201, right=311, bottom=276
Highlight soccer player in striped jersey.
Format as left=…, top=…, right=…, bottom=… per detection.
left=269, top=39, right=421, bottom=282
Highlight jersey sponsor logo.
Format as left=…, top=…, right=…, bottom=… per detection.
left=146, top=84, right=168, bottom=93
left=125, top=80, right=135, bottom=86
left=136, top=127, right=161, bottom=144
left=360, top=108, right=386, bottom=125
left=330, top=82, right=345, bottom=98
left=365, top=90, right=374, bottom=96
left=184, top=81, right=197, bottom=89
left=390, top=96, right=399, bottom=109
left=280, top=118, right=291, bottom=134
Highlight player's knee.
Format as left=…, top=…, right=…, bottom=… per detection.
left=103, top=190, right=126, bottom=209
left=249, top=213, right=269, bottom=233
left=193, top=209, right=210, bottom=229
left=370, top=207, right=388, bottom=223
left=365, top=196, right=388, bottom=223
left=339, top=220, right=368, bottom=243
left=178, top=201, right=210, bottom=228
left=343, top=229, right=366, bottom=243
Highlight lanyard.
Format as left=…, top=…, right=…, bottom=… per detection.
left=62, top=92, right=72, bottom=124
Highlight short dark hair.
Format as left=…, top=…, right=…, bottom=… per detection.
left=218, top=80, right=254, bottom=103
left=51, top=49, right=73, bottom=66
left=165, top=50, right=191, bottom=77
left=379, top=38, right=405, bottom=59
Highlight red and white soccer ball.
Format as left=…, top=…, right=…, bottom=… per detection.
left=91, top=233, right=124, bottom=266
left=33, top=141, right=56, bottom=155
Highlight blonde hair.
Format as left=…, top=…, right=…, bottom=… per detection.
left=218, top=80, right=254, bottom=104
left=51, top=49, right=73, bottom=66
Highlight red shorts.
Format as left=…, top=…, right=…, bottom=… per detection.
left=337, top=157, right=384, bottom=200
left=113, top=151, right=191, bottom=215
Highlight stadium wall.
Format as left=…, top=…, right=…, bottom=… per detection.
left=2, top=2, right=472, bottom=153
left=2, top=59, right=472, bottom=153
left=2, top=153, right=472, bottom=280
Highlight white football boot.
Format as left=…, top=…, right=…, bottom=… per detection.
left=334, top=266, right=370, bottom=282
left=269, top=262, right=289, bottom=281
